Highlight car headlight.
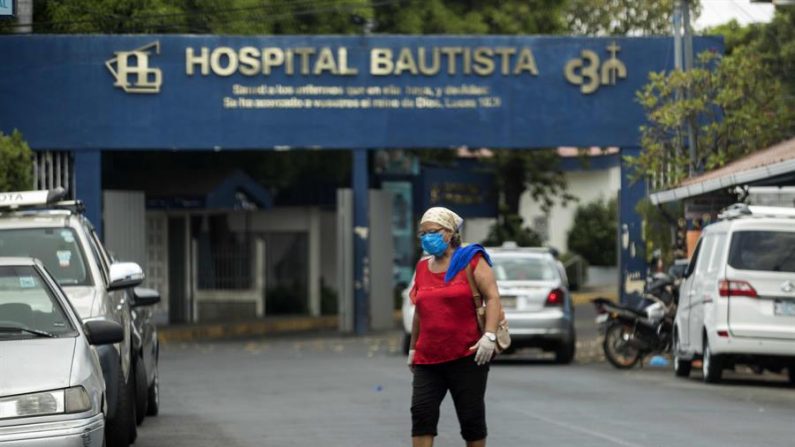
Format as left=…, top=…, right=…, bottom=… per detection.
left=0, top=386, right=91, bottom=419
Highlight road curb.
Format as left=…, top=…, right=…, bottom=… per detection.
left=158, top=316, right=339, bottom=343
left=572, top=289, right=618, bottom=306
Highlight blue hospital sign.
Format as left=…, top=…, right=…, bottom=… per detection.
left=0, top=0, right=14, bottom=17
left=0, top=35, right=722, bottom=150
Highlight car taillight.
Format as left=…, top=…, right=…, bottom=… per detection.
left=718, top=280, right=757, bottom=298
left=546, top=288, right=564, bottom=306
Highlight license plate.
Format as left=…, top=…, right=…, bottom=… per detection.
left=774, top=300, right=795, bottom=316
left=501, top=297, right=517, bottom=308
left=595, top=314, right=609, bottom=325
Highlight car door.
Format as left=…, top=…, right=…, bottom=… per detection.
left=678, top=238, right=702, bottom=349
left=688, top=234, right=717, bottom=353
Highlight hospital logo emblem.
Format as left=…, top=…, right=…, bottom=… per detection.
left=564, top=41, right=627, bottom=95
left=106, top=42, right=162, bottom=94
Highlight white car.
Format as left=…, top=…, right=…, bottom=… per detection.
left=0, top=257, right=123, bottom=447
left=674, top=204, right=795, bottom=383
left=0, top=190, right=146, bottom=446
left=402, top=245, right=576, bottom=363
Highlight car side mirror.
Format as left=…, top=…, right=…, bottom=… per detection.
left=84, top=319, right=124, bottom=345
left=108, top=262, right=145, bottom=291
left=132, top=287, right=161, bottom=307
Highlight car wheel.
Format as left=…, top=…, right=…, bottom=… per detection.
left=555, top=329, right=576, bottom=364
left=702, top=335, right=723, bottom=384
left=402, top=332, right=410, bottom=356
left=134, top=357, right=147, bottom=426
left=146, top=362, right=160, bottom=416
left=673, top=329, right=692, bottom=378
left=105, top=368, right=131, bottom=447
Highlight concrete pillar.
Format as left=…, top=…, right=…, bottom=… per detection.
left=308, top=207, right=321, bottom=317
left=352, top=149, right=369, bottom=335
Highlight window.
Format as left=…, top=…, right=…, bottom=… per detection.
left=685, top=239, right=702, bottom=278
left=696, top=235, right=715, bottom=276
left=0, top=266, right=76, bottom=337
left=707, top=234, right=726, bottom=274
left=0, top=228, right=92, bottom=286
left=492, top=257, right=558, bottom=281
left=728, top=231, right=795, bottom=273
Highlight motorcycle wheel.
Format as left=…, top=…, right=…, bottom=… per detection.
left=603, top=323, right=640, bottom=369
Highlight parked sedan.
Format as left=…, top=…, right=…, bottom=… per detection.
left=402, top=245, right=576, bottom=363
left=0, top=258, right=124, bottom=446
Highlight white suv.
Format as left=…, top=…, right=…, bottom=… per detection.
left=674, top=204, right=795, bottom=384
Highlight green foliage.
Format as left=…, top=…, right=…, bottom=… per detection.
left=481, top=212, right=542, bottom=248
left=0, top=130, right=34, bottom=192
left=566, top=198, right=616, bottom=266
left=33, top=0, right=186, bottom=33
left=566, top=0, right=700, bottom=36
left=490, top=149, right=575, bottom=215
left=707, top=9, right=795, bottom=98
left=634, top=49, right=794, bottom=189
left=635, top=198, right=682, bottom=265
left=374, top=0, right=566, bottom=35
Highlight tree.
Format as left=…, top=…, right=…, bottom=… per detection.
left=566, top=0, right=701, bottom=36
left=567, top=198, right=616, bottom=266
left=481, top=212, right=542, bottom=247
left=0, top=130, right=34, bottom=191
left=374, top=0, right=566, bottom=35
left=707, top=9, right=795, bottom=98
left=633, top=49, right=794, bottom=190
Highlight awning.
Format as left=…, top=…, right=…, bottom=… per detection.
left=649, top=138, right=795, bottom=205
left=145, top=170, right=272, bottom=210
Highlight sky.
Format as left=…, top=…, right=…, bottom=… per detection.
left=694, top=0, right=776, bottom=30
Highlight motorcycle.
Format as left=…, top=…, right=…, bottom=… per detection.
left=593, top=269, right=680, bottom=369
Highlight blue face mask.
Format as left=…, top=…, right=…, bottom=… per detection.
left=421, top=232, right=449, bottom=257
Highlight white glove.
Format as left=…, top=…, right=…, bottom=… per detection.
left=407, top=349, right=416, bottom=372
left=469, top=333, right=496, bottom=366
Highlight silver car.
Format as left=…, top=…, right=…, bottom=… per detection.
left=0, top=257, right=124, bottom=446
left=0, top=190, right=145, bottom=447
left=402, top=245, right=576, bottom=363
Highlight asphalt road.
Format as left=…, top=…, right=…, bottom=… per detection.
left=135, top=328, right=795, bottom=447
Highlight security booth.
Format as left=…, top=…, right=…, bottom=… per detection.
left=0, top=34, right=723, bottom=332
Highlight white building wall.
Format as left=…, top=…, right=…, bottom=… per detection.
left=519, top=166, right=620, bottom=254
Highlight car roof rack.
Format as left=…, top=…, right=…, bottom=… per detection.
left=0, top=188, right=84, bottom=214
left=718, top=203, right=795, bottom=220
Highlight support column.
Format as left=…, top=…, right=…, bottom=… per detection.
left=619, top=147, right=647, bottom=305
left=73, top=150, right=102, bottom=237
left=308, top=207, right=321, bottom=317
left=352, top=149, right=370, bottom=335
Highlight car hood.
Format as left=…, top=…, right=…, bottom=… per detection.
left=62, top=286, right=99, bottom=319
left=0, top=338, right=76, bottom=397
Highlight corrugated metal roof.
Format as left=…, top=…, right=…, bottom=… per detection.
left=649, top=138, right=795, bottom=204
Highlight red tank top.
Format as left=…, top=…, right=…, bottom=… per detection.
left=410, top=254, right=482, bottom=365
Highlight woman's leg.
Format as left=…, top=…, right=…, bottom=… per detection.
left=447, top=356, right=489, bottom=445
left=411, top=364, right=447, bottom=445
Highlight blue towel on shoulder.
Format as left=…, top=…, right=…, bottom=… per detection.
left=444, top=244, right=492, bottom=283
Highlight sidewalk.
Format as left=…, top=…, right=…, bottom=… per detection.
left=158, top=315, right=339, bottom=344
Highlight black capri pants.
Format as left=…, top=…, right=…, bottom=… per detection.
left=411, top=354, right=489, bottom=442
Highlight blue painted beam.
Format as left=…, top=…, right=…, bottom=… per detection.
left=619, top=147, right=647, bottom=305
left=73, top=150, right=103, bottom=238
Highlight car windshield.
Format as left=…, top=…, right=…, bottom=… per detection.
left=728, top=230, right=795, bottom=273
left=0, top=265, right=75, bottom=338
left=492, top=257, right=558, bottom=281
left=0, top=228, right=91, bottom=286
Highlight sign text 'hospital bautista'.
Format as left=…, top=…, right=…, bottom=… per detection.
left=185, top=46, right=540, bottom=77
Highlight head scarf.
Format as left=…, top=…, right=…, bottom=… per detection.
left=420, top=207, right=463, bottom=232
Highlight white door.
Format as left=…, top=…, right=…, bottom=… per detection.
left=688, top=234, right=718, bottom=352
left=678, top=238, right=703, bottom=350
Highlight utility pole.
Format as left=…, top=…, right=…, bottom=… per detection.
left=673, top=0, right=698, bottom=176
left=15, top=0, right=31, bottom=33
